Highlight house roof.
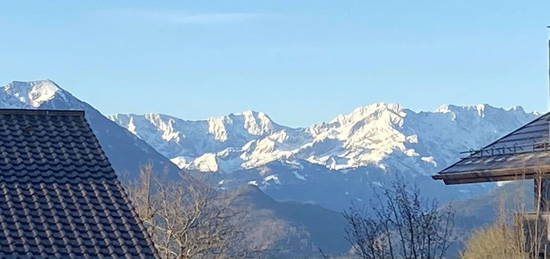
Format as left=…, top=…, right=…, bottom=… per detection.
left=0, top=109, right=157, bottom=258
left=433, top=112, right=550, bottom=184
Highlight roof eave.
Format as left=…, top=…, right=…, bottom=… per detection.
left=433, top=165, right=550, bottom=185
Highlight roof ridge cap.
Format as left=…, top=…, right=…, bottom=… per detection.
left=0, top=109, right=84, bottom=116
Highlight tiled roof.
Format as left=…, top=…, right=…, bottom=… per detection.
left=0, top=109, right=157, bottom=258
left=433, top=112, right=550, bottom=184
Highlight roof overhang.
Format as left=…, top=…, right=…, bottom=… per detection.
left=432, top=165, right=550, bottom=184
left=433, top=112, right=550, bottom=185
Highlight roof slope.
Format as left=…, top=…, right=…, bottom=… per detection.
left=0, top=109, right=157, bottom=258
left=433, top=112, right=550, bottom=184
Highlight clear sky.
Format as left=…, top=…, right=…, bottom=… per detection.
left=0, top=1, right=548, bottom=127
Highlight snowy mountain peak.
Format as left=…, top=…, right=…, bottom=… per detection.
left=3, top=80, right=66, bottom=108
left=108, top=110, right=286, bottom=159
left=327, top=103, right=407, bottom=131
left=236, top=110, right=272, bottom=124
left=436, top=104, right=488, bottom=113
left=207, top=110, right=281, bottom=141
left=435, top=104, right=531, bottom=121
left=235, top=110, right=265, bottom=117
left=435, top=103, right=512, bottom=115
left=232, top=110, right=279, bottom=135
left=354, top=102, right=402, bottom=114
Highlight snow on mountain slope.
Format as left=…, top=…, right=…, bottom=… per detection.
left=108, top=111, right=286, bottom=165
left=0, top=80, right=67, bottom=108
left=110, top=102, right=536, bottom=178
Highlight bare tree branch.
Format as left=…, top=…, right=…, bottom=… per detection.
left=127, top=164, right=252, bottom=259
left=344, top=178, right=455, bottom=259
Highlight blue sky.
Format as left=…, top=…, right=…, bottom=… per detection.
left=0, top=1, right=548, bottom=127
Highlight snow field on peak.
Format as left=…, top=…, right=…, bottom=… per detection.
left=1, top=80, right=66, bottom=108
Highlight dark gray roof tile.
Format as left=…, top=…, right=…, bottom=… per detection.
left=0, top=109, right=157, bottom=258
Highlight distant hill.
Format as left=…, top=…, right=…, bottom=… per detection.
left=453, top=180, right=532, bottom=230
left=227, top=184, right=349, bottom=257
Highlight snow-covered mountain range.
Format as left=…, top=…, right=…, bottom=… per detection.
left=109, top=102, right=537, bottom=210
left=110, top=103, right=534, bottom=177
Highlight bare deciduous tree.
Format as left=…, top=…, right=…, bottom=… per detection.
left=343, top=179, right=455, bottom=259
left=127, top=164, right=249, bottom=259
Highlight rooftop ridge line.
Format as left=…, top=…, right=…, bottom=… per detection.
left=0, top=109, right=85, bottom=116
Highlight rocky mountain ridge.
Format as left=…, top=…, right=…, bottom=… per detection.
left=109, top=100, right=537, bottom=210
